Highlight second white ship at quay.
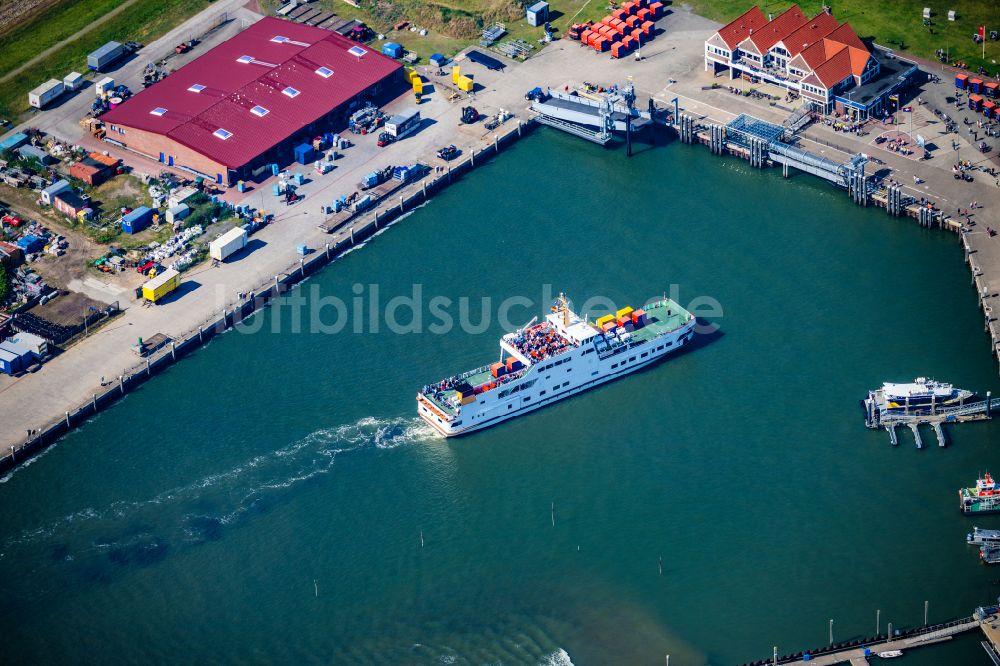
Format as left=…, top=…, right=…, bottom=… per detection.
left=417, top=294, right=697, bottom=437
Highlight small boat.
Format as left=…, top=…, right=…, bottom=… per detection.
left=968, top=526, right=1000, bottom=545
left=878, top=650, right=903, bottom=658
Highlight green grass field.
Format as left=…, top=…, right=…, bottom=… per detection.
left=0, top=0, right=213, bottom=119
left=685, top=0, right=999, bottom=73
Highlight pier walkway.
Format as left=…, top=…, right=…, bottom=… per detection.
left=743, top=617, right=980, bottom=665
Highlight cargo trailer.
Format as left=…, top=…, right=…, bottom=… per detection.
left=88, top=41, right=126, bottom=71
left=385, top=108, right=421, bottom=139
left=142, top=268, right=180, bottom=303
left=28, top=79, right=64, bottom=109
left=209, top=227, right=248, bottom=262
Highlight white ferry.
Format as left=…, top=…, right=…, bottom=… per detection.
left=868, top=377, right=975, bottom=414
left=417, top=294, right=697, bottom=437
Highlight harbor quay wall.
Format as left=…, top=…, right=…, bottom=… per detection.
left=0, top=119, right=532, bottom=476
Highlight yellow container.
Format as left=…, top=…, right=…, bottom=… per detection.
left=596, top=314, right=615, bottom=328
left=451, top=65, right=461, bottom=83
left=459, top=394, right=476, bottom=405
left=412, top=77, right=423, bottom=94
left=142, top=268, right=180, bottom=303
left=616, top=306, right=634, bottom=319
left=457, top=75, right=474, bottom=92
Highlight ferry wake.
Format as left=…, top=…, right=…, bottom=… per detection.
left=417, top=294, right=697, bottom=437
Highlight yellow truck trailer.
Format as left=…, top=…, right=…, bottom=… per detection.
left=142, top=268, right=180, bottom=303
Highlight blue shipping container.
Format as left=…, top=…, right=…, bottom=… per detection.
left=382, top=42, right=403, bottom=59
left=121, top=206, right=154, bottom=234
left=293, top=143, right=315, bottom=165
left=0, top=132, right=29, bottom=151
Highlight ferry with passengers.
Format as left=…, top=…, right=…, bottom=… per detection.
left=416, top=293, right=697, bottom=437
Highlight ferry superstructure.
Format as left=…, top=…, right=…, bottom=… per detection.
left=960, top=473, right=1000, bottom=516
left=416, top=294, right=697, bottom=437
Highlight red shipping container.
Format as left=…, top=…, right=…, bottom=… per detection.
left=613, top=8, right=627, bottom=21
left=580, top=29, right=593, bottom=43
left=626, top=15, right=640, bottom=28
left=611, top=42, right=624, bottom=58
left=602, top=14, right=614, bottom=24
left=649, top=1, right=663, bottom=17
left=637, top=0, right=649, bottom=7
left=637, top=7, right=650, bottom=21
left=631, top=28, right=643, bottom=43
left=595, top=36, right=610, bottom=52
left=612, top=20, right=627, bottom=34
left=610, top=30, right=622, bottom=42
left=625, top=2, right=638, bottom=16
left=622, top=35, right=634, bottom=50
left=641, top=20, right=654, bottom=36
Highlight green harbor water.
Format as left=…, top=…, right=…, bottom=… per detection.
left=2, top=129, right=998, bottom=665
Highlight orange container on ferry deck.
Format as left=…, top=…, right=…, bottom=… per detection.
left=491, top=362, right=506, bottom=378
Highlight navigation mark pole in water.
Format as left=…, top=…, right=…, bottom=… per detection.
left=314, top=579, right=318, bottom=597
left=658, top=556, right=663, bottom=576
left=420, top=530, right=424, bottom=548
left=551, top=502, right=555, bottom=527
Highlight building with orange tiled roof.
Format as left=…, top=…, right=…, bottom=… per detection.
left=704, top=5, right=918, bottom=119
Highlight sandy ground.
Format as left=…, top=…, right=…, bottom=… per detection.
left=2, top=4, right=1000, bottom=458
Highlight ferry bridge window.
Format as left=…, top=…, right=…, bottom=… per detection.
left=641, top=352, right=648, bottom=358
left=629, top=356, right=636, bottom=362
left=540, top=390, right=546, bottom=396
left=612, top=363, right=619, bottom=369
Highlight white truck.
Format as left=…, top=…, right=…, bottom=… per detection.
left=209, top=227, right=248, bottom=262
left=28, top=80, right=64, bottom=109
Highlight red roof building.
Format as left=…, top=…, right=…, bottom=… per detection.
left=102, top=17, right=403, bottom=186
left=704, top=5, right=893, bottom=115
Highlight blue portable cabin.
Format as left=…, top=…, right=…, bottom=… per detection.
left=382, top=42, right=403, bottom=59
left=429, top=53, right=447, bottom=67
left=121, top=206, right=154, bottom=234
left=526, top=1, right=549, bottom=26
left=293, top=143, right=315, bottom=165
left=0, top=340, right=31, bottom=375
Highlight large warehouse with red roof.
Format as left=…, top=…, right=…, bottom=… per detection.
left=102, top=17, right=403, bottom=186
left=704, top=5, right=918, bottom=119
